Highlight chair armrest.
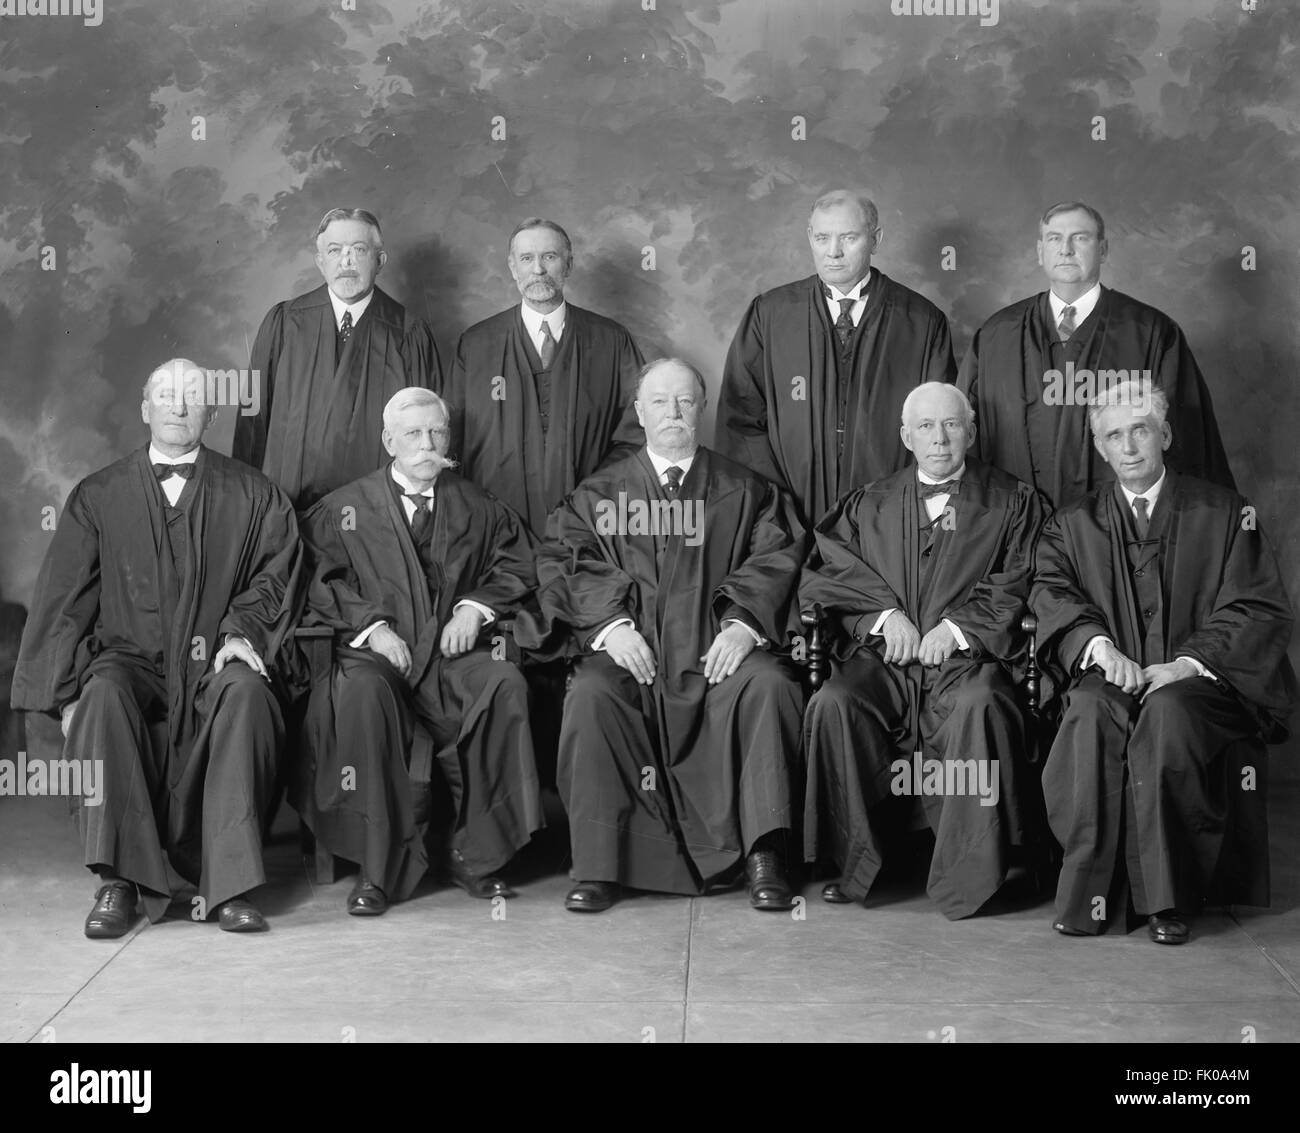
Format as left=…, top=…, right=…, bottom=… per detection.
left=801, top=603, right=829, bottom=692
left=1020, top=612, right=1038, bottom=714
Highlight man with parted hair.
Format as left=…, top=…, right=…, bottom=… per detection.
left=1031, top=377, right=1293, bottom=943
left=958, top=200, right=1234, bottom=509
left=801, top=382, right=1045, bottom=918
left=293, top=387, right=544, bottom=914
left=442, top=216, right=646, bottom=537
left=538, top=357, right=807, bottom=914
left=12, top=359, right=302, bottom=936
left=717, top=189, right=956, bottom=529
left=234, top=207, right=442, bottom=510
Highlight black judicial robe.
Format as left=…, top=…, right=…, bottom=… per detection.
left=1031, top=474, right=1294, bottom=739
left=958, top=288, right=1235, bottom=508
left=233, top=284, right=441, bottom=509
left=537, top=448, right=807, bottom=887
left=444, top=304, right=645, bottom=535
left=717, top=271, right=955, bottom=527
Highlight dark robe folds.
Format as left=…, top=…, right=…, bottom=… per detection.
left=233, top=284, right=441, bottom=509
left=717, top=271, right=955, bottom=528
left=11, top=447, right=302, bottom=922
left=958, top=288, right=1234, bottom=508
left=538, top=447, right=808, bottom=894
left=294, top=466, right=543, bottom=900
left=800, top=460, right=1045, bottom=918
left=444, top=304, right=645, bottom=536
left=1031, top=475, right=1295, bottom=932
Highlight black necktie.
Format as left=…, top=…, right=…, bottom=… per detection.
left=824, top=286, right=855, bottom=353
left=153, top=463, right=195, bottom=481
left=1058, top=304, right=1077, bottom=342
left=1133, top=496, right=1150, bottom=539
left=405, top=491, right=433, bottom=545
left=663, top=466, right=682, bottom=496
left=338, top=309, right=354, bottom=351
left=918, top=479, right=959, bottom=499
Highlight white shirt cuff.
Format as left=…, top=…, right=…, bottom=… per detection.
left=350, top=621, right=387, bottom=649
left=942, top=618, right=968, bottom=652
left=1081, top=635, right=1111, bottom=671
left=870, top=608, right=896, bottom=636
left=721, top=618, right=765, bottom=648
left=453, top=599, right=494, bottom=625
left=1176, top=655, right=1215, bottom=681
left=591, top=618, right=634, bottom=652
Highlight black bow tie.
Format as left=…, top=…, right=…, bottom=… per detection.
left=153, top=462, right=195, bottom=482
left=918, top=479, right=959, bottom=499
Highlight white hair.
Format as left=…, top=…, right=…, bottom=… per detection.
left=1087, top=378, right=1168, bottom=435
left=900, top=382, right=974, bottom=427
left=382, top=388, right=450, bottom=432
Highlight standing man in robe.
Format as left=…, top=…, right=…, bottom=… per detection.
left=538, top=358, right=807, bottom=914
left=801, top=383, right=1045, bottom=919
left=717, top=189, right=955, bottom=528
left=12, top=360, right=302, bottom=936
left=294, top=390, right=543, bottom=914
left=958, top=201, right=1234, bottom=508
left=443, top=217, right=645, bottom=537
left=1032, top=379, right=1293, bottom=943
left=234, top=207, right=442, bottom=510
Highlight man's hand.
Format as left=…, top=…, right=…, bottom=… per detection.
left=880, top=610, right=922, bottom=666
left=1141, top=657, right=1198, bottom=701
left=367, top=624, right=412, bottom=678
left=701, top=623, right=757, bottom=685
left=604, top=624, right=656, bottom=684
left=917, top=621, right=958, bottom=668
left=214, top=636, right=268, bottom=679
left=1093, top=639, right=1146, bottom=694
left=440, top=605, right=486, bottom=658
left=60, top=700, right=78, bottom=739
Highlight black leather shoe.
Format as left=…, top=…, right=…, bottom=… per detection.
left=746, top=849, right=794, bottom=911
left=565, top=880, right=619, bottom=912
left=347, top=877, right=387, bottom=916
left=217, top=897, right=267, bottom=933
left=821, top=881, right=853, bottom=904
left=446, top=852, right=516, bottom=900
left=1052, top=920, right=1089, bottom=937
left=85, top=881, right=138, bottom=939
left=1147, top=910, right=1189, bottom=945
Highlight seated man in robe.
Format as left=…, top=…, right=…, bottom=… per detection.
left=802, top=382, right=1045, bottom=919
left=294, top=389, right=543, bottom=915
left=1032, top=378, right=1294, bottom=944
left=538, top=358, right=807, bottom=913
left=11, top=359, right=302, bottom=936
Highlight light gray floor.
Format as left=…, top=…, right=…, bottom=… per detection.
left=4, top=736, right=1299, bottom=1043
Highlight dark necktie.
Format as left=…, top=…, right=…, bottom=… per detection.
left=918, top=479, right=959, bottom=499
left=1133, top=495, right=1150, bottom=539
left=663, top=466, right=682, bottom=496
left=153, top=463, right=195, bottom=481
left=338, top=309, right=354, bottom=351
left=538, top=320, right=557, bottom=368
left=1057, top=304, right=1077, bottom=342
left=824, top=286, right=855, bottom=353
left=405, top=491, right=434, bottom=545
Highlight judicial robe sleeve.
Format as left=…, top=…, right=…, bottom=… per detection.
left=301, top=500, right=396, bottom=639
left=457, top=495, right=540, bottom=617
left=717, top=298, right=786, bottom=488
left=10, top=484, right=103, bottom=717
left=597, top=333, right=649, bottom=470
left=1157, top=322, right=1235, bottom=491
left=402, top=317, right=443, bottom=393
left=217, top=484, right=303, bottom=665
left=1029, top=514, right=1115, bottom=682
left=232, top=301, right=285, bottom=472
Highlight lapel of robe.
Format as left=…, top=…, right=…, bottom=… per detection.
left=800, top=278, right=836, bottom=516
left=922, top=468, right=992, bottom=627
left=1099, top=486, right=1143, bottom=656
left=839, top=274, right=893, bottom=489
left=652, top=448, right=710, bottom=634
left=1153, top=473, right=1191, bottom=660
left=548, top=307, right=581, bottom=510
left=507, top=308, right=551, bottom=526
left=366, top=468, right=438, bottom=681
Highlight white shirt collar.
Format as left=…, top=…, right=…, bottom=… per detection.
left=327, top=287, right=375, bottom=330
left=824, top=269, right=872, bottom=303
left=520, top=300, right=567, bottom=344
left=917, top=462, right=965, bottom=486
left=646, top=446, right=696, bottom=480
left=1048, top=282, right=1101, bottom=326
left=148, top=443, right=201, bottom=466
left=1119, top=467, right=1167, bottom=512
left=390, top=463, right=434, bottom=497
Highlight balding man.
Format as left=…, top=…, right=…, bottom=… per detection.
left=442, top=217, right=645, bottom=538
left=801, top=382, right=1045, bottom=919
left=12, top=360, right=302, bottom=935
left=538, top=358, right=807, bottom=913
left=234, top=207, right=442, bottom=510
left=958, top=201, right=1234, bottom=509
left=717, top=190, right=955, bottom=529
left=1032, top=379, right=1293, bottom=943
left=294, top=389, right=543, bottom=914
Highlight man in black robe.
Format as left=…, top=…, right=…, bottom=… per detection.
left=538, top=358, right=807, bottom=913
left=294, top=389, right=543, bottom=914
left=717, top=189, right=956, bottom=528
left=1031, top=378, right=1293, bottom=943
left=958, top=201, right=1234, bottom=508
left=442, top=216, right=645, bottom=537
left=802, top=383, right=1045, bottom=919
left=11, top=359, right=302, bottom=936
left=233, top=207, right=442, bottom=510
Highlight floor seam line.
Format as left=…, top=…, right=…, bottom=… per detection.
left=24, top=925, right=147, bottom=1043
left=682, top=898, right=694, bottom=1044
left=1229, top=908, right=1300, bottom=996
